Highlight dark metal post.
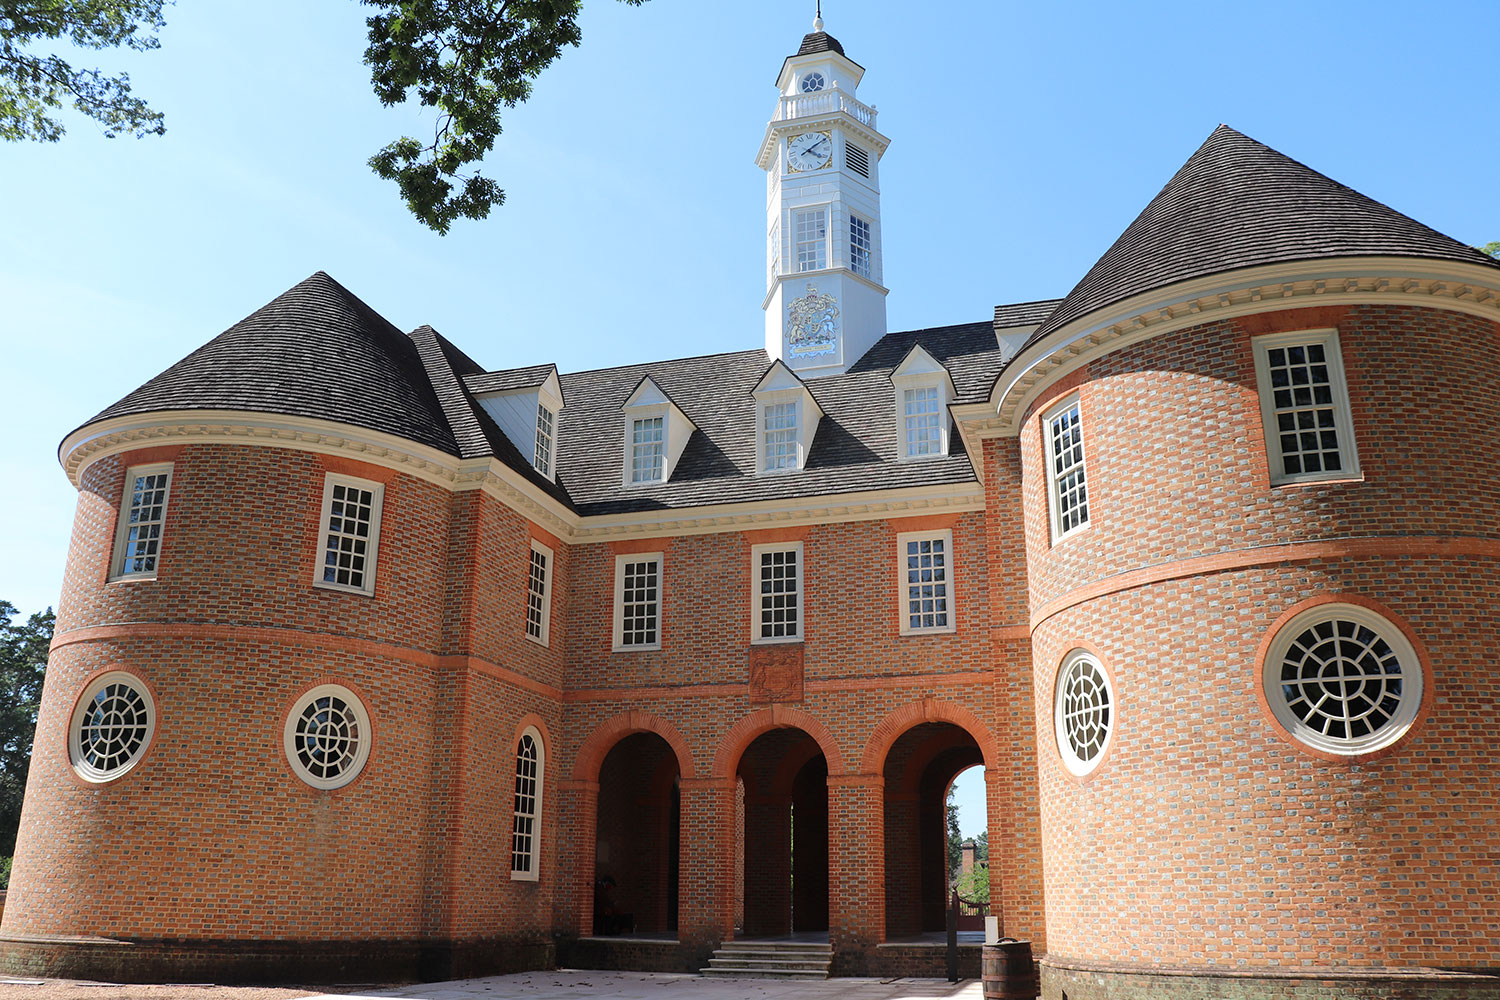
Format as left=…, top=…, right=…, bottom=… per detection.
left=946, top=889, right=959, bottom=982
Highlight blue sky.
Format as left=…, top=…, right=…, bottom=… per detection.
left=2, top=2, right=1496, bottom=827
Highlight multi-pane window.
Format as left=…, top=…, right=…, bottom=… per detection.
left=768, top=220, right=781, bottom=284
left=752, top=544, right=802, bottom=641
left=903, top=386, right=942, bottom=458
left=795, top=209, right=827, bottom=272
left=614, top=554, right=662, bottom=650
left=525, top=541, right=553, bottom=646
left=1045, top=399, right=1089, bottom=540
left=113, top=464, right=172, bottom=579
left=1253, top=330, right=1359, bottom=484
left=534, top=404, right=555, bottom=478
left=899, top=530, right=953, bottom=634
left=511, top=727, right=544, bottom=880
left=763, top=401, right=799, bottom=471
left=284, top=684, right=372, bottom=789
left=630, top=416, right=665, bottom=484
left=850, top=214, right=873, bottom=279
left=1055, top=652, right=1113, bottom=777
left=317, top=475, right=383, bottom=595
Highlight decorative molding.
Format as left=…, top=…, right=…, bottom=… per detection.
left=976, top=258, right=1500, bottom=438
left=59, top=410, right=985, bottom=542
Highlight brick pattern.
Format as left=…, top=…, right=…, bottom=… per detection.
left=1022, top=305, right=1500, bottom=972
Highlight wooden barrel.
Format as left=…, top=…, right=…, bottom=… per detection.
left=981, top=939, right=1039, bottom=999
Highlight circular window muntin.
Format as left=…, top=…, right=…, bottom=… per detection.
left=283, top=684, right=372, bottom=790
left=800, top=72, right=825, bottom=93
left=1054, top=650, right=1114, bottom=777
left=69, top=671, right=156, bottom=783
left=1262, top=603, right=1422, bottom=756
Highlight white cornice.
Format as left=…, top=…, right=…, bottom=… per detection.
left=59, top=410, right=983, bottom=543
left=981, top=257, right=1500, bottom=437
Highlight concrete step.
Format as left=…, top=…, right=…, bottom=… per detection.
left=707, top=956, right=832, bottom=970
left=699, top=967, right=830, bottom=980
left=701, top=939, right=832, bottom=981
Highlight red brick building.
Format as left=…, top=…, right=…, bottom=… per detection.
left=4, top=22, right=1499, bottom=1000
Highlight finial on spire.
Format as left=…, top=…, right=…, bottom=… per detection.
left=813, top=1, right=823, bottom=32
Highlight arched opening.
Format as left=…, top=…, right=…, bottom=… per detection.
left=881, top=722, right=984, bottom=939
left=593, top=732, right=680, bottom=938
left=735, top=727, right=829, bottom=937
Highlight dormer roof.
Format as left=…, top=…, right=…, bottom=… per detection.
left=464, top=364, right=562, bottom=402
left=751, top=359, right=826, bottom=422
left=1025, top=125, right=1500, bottom=347
left=890, top=344, right=957, bottom=397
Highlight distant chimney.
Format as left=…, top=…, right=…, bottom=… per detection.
left=960, top=838, right=977, bottom=876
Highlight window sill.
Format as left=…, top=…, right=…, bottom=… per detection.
left=751, top=635, right=803, bottom=646
left=107, top=573, right=159, bottom=584
left=612, top=643, right=662, bottom=653
left=899, top=625, right=957, bottom=637
left=525, top=633, right=550, bottom=649
left=1269, top=474, right=1365, bottom=489
left=1049, top=522, right=1091, bottom=548
left=510, top=870, right=539, bottom=883
left=313, top=580, right=375, bottom=598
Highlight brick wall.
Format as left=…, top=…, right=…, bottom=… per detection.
left=1020, top=305, right=1500, bottom=974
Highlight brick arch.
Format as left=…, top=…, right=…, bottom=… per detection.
left=861, top=697, right=999, bottom=774
left=712, top=705, right=846, bottom=778
left=571, top=710, right=696, bottom=782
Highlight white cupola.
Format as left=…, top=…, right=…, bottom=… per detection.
left=756, top=12, right=891, bottom=379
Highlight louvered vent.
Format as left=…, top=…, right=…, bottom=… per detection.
left=846, top=144, right=869, bottom=178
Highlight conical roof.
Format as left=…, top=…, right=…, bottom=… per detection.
left=81, top=272, right=459, bottom=455
left=1027, top=125, right=1500, bottom=343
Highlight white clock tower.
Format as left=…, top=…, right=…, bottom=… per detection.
left=756, top=13, right=891, bottom=378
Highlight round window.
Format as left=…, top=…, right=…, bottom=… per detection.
left=800, top=72, right=825, bottom=93
left=1054, top=651, right=1113, bottom=776
left=69, top=672, right=155, bottom=782
left=1263, top=604, right=1421, bottom=755
left=283, top=685, right=372, bottom=789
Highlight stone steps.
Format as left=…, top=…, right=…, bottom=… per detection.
left=699, top=940, right=833, bottom=980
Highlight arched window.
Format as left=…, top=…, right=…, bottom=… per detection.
left=511, top=726, right=545, bottom=880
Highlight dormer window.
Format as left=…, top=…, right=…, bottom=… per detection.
left=763, top=401, right=799, bottom=471
left=889, top=344, right=955, bottom=461
left=620, top=377, right=696, bottom=486
left=752, top=361, right=824, bottom=474
left=534, top=403, right=555, bottom=479
left=469, top=365, right=564, bottom=483
left=630, top=416, right=665, bottom=483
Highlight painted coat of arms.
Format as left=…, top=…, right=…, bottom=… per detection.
left=786, top=282, right=839, bottom=359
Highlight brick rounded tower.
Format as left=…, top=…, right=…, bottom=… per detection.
left=983, top=128, right=1500, bottom=999
left=1, top=274, right=567, bottom=982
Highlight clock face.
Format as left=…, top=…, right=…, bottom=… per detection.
left=787, top=131, right=832, bottom=172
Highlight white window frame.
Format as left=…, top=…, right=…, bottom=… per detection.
left=69, top=671, right=156, bottom=783
left=849, top=213, right=873, bottom=280
left=1043, top=396, right=1090, bottom=544
left=794, top=207, right=829, bottom=272
left=110, top=462, right=173, bottom=582
left=1252, top=328, right=1361, bottom=486
left=313, top=473, right=385, bottom=596
left=613, top=553, right=663, bottom=652
left=897, top=383, right=946, bottom=461
left=282, top=683, right=373, bottom=790
left=625, top=412, right=667, bottom=486
left=534, top=402, right=556, bottom=480
left=897, top=529, right=956, bottom=636
left=1054, top=650, right=1114, bottom=777
left=511, top=725, right=545, bottom=881
left=525, top=540, right=554, bottom=647
left=750, top=541, right=804, bottom=644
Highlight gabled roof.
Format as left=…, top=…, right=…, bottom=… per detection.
left=463, top=364, right=558, bottom=396
left=993, top=299, right=1063, bottom=329
left=1026, top=125, right=1500, bottom=345
left=82, top=272, right=458, bottom=455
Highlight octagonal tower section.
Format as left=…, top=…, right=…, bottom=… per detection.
left=0, top=273, right=570, bottom=983
left=997, top=128, right=1500, bottom=1000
